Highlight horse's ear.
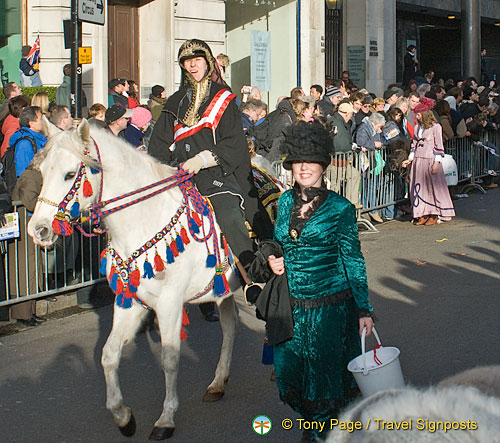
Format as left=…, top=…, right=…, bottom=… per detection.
left=76, top=119, right=91, bottom=143
left=42, top=115, right=61, bottom=139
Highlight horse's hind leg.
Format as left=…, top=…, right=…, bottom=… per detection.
left=203, top=295, right=238, bottom=402
left=102, top=302, right=148, bottom=437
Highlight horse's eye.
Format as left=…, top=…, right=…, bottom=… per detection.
left=64, top=172, right=76, bottom=181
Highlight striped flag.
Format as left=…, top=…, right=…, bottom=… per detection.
left=26, top=35, right=40, bottom=66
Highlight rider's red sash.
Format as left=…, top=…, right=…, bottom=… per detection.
left=173, top=89, right=236, bottom=143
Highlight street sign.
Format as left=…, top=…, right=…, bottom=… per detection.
left=78, top=0, right=105, bottom=26
left=78, top=46, right=92, bottom=64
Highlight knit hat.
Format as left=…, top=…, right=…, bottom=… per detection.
left=281, top=121, right=334, bottom=170
left=324, top=86, right=342, bottom=98
left=151, top=85, right=165, bottom=98
left=413, top=97, right=435, bottom=114
left=130, top=107, right=152, bottom=129
left=424, top=91, right=437, bottom=101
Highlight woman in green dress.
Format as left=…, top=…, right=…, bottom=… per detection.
left=268, top=121, right=375, bottom=441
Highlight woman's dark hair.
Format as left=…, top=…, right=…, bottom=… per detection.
left=407, top=45, right=416, bottom=52
left=387, top=107, right=405, bottom=134
left=8, top=95, right=30, bottom=118
left=128, top=80, right=138, bottom=97
left=434, top=100, right=451, bottom=119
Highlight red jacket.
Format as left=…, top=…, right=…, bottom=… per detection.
left=1, top=114, right=20, bottom=157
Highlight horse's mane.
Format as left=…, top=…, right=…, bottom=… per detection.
left=35, top=124, right=177, bottom=180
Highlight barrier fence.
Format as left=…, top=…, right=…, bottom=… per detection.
left=0, top=131, right=498, bottom=309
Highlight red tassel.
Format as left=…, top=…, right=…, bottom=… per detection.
left=223, top=236, right=230, bottom=256
left=83, top=177, right=93, bottom=197
left=180, top=327, right=187, bottom=341
left=192, top=212, right=202, bottom=227
left=107, top=265, right=116, bottom=283
left=116, top=279, right=124, bottom=295
left=129, top=268, right=141, bottom=287
left=154, top=253, right=165, bottom=272
left=170, top=239, right=179, bottom=257
left=222, top=273, right=230, bottom=293
left=100, top=248, right=107, bottom=261
left=180, top=227, right=190, bottom=245
left=52, top=218, right=73, bottom=236
left=182, top=307, right=190, bottom=326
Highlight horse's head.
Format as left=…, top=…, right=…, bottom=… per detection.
left=28, top=119, right=101, bottom=247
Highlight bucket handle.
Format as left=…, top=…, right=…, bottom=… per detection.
left=361, top=326, right=382, bottom=376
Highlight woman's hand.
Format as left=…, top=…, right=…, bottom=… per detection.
left=359, top=317, right=374, bottom=336
left=374, top=141, right=382, bottom=149
left=431, top=162, right=440, bottom=174
left=401, top=159, right=411, bottom=168
left=268, top=255, right=285, bottom=276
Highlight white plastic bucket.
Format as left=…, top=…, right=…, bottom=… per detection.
left=442, top=154, right=458, bottom=186
left=347, top=327, right=405, bottom=397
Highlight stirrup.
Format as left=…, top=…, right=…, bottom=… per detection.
left=243, top=282, right=264, bottom=306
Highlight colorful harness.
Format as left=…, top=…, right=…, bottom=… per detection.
left=48, top=138, right=233, bottom=317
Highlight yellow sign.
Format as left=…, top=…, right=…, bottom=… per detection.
left=78, top=47, right=92, bottom=64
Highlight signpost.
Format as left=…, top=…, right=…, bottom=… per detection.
left=70, top=0, right=104, bottom=117
left=78, top=0, right=105, bottom=25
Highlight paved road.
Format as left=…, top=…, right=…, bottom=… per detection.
left=1, top=189, right=499, bottom=442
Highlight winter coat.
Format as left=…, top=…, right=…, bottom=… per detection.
left=1, top=114, right=20, bottom=157
left=108, top=91, right=129, bottom=108
left=439, top=115, right=454, bottom=141
left=317, top=97, right=335, bottom=117
left=148, top=95, right=167, bottom=121
left=355, top=117, right=380, bottom=151
left=329, top=112, right=353, bottom=153
left=9, top=127, right=46, bottom=177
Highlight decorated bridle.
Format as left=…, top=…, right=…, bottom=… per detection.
left=38, top=137, right=232, bottom=314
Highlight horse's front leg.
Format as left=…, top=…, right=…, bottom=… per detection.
left=101, top=301, right=148, bottom=437
left=148, top=295, right=184, bottom=441
left=203, top=295, right=238, bottom=402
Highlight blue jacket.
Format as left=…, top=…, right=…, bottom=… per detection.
left=10, top=127, right=47, bottom=177
left=355, top=117, right=380, bottom=151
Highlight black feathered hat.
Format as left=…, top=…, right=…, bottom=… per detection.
left=281, top=121, right=334, bottom=170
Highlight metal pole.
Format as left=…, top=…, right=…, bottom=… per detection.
left=70, top=0, right=82, bottom=117
left=461, top=0, right=481, bottom=81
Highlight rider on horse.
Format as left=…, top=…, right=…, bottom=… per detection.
left=148, top=39, right=272, bottom=300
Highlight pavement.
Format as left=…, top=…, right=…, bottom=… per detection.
left=0, top=187, right=499, bottom=442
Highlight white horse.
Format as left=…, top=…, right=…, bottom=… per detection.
left=28, top=120, right=239, bottom=440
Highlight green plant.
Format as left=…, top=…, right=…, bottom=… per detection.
left=0, top=86, right=57, bottom=102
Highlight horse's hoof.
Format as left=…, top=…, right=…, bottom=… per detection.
left=148, top=426, right=175, bottom=440
left=202, top=390, right=224, bottom=402
left=119, top=413, right=136, bottom=437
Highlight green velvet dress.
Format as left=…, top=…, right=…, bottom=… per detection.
left=273, top=188, right=373, bottom=426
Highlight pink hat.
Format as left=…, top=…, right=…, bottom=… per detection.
left=414, top=97, right=434, bottom=114
left=130, top=107, right=152, bottom=128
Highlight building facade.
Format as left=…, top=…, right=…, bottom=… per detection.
left=0, top=0, right=498, bottom=108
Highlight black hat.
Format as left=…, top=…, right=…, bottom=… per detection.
left=105, top=104, right=133, bottom=124
left=151, top=85, right=165, bottom=98
left=108, top=78, right=127, bottom=90
left=281, top=121, right=334, bottom=170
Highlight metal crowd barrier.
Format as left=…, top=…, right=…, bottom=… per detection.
left=274, top=130, right=499, bottom=232
left=2, top=131, right=498, bottom=309
left=0, top=203, right=105, bottom=308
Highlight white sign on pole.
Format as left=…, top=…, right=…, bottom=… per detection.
left=251, top=30, right=271, bottom=92
left=78, top=0, right=105, bottom=26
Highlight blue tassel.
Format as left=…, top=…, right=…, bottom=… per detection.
left=175, top=235, right=184, bottom=253
left=70, top=200, right=80, bottom=218
left=262, top=342, right=274, bottom=365
left=90, top=167, right=100, bottom=174
left=206, top=254, right=216, bottom=268
left=143, top=260, right=155, bottom=279
left=213, top=273, right=226, bottom=296
left=121, top=296, right=132, bottom=308
left=116, top=294, right=123, bottom=307
left=128, top=283, right=138, bottom=293
left=110, top=273, right=118, bottom=291
left=166, top=246, right=174, bottom=263
left=99, top=255, right=107, bottom=275
left=189, top=217, right=200, bottom=234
